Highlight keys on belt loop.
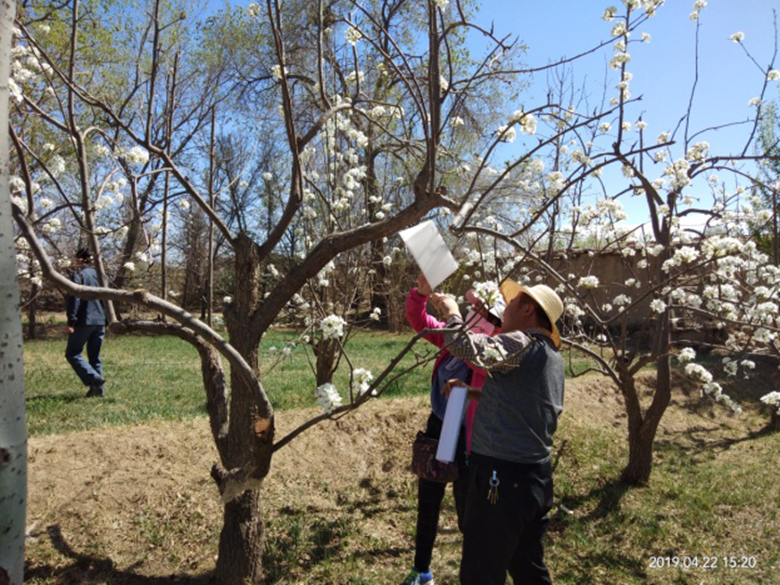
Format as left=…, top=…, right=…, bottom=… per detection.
left=487, top=469, right=499, bottom=505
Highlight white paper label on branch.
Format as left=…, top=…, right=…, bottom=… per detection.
left=398, top=220, right=458, bottom=290
left=436, top=386, right=467, bottom=463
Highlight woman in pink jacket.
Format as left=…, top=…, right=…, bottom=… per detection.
left=401, top=275, right=501, bottom=585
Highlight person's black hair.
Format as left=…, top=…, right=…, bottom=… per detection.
left=519, top=295, right=552, bottom=331
left=76, top=247, right=93, bottom=263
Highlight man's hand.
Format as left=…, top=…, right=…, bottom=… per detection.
left=67, top=326, right=75, bottom=335
left=442, top=378, right=482, bottom=402
left=431, top=293, right=460, bottom=320
left=416, top=274, right=431, bottom=297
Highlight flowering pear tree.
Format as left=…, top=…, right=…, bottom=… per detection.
left=450, top=0, right=780, bottom=485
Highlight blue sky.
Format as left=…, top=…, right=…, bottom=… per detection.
left=469, top=0, right=780, bottom=225
left=213, top=1, right=780, bottom=226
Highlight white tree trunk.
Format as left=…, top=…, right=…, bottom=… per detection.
left=0, top=0, right=27, bottom=582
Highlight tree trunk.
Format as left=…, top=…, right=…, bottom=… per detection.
left=621, top=419, right=655, bottom=485
left=216, top=234, right=272, bottom=583
left=621, top=314, right=672, bottom=485
left=25, top=286, right=37, bottom=340
left=216, top=490, right=265, bottom=583
left=314, top=337, right=339, bottom=386
left=0, top=0, right=27, bottom=580
left=617, top=371, right=652, bottom=485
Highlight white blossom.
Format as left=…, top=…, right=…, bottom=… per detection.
left=271, top=64, right=286, bottom=80
left=677, top=347, right=696, bottom=363
left=472, top=281, right=502, bottom=307
left=611, top=22, right=626, bottom=37
left=686, top=141, right=709, bottom=162
left=123, top=146, right=150, bottom=165
left=760, top=391, right=780, bottom=414
left=352, top=368, right=375, bottom=396
left=496, top=125, right=516, bottom=143
left=315, top=383, right=342, bottom=413
left=578, top=275, right=600, bottom=289
left=345, top=26, right=362, bottom=46
left=685, top=362, right=713, bottom=383
left=730, top=31, right=744, bottom=43
left=42, top=218, right=61, bottom=233
left=613, top=294, right=631, bottom=307
left=609, top=52, right=631, bottom=70
left=650, top=298, right=667, bottom=313
left=321, top=314, right=346, bottom=340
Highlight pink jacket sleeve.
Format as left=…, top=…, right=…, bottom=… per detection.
left=405, top=287, right=446, bottom=349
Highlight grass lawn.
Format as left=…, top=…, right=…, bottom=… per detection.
left=23, top=322, right=435, bottom=436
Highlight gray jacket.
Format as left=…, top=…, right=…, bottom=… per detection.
left=66, top=266, right=106, bottom=327
left=443, top=320, right=564, bottom=464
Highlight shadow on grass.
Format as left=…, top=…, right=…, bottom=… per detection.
left=655, top=423, right=777, bottom=468
left=263, top=512, right=352, bottom=581
left=264, top=492, right=416, bottom=582
left=25, top=525, right=214, bottom=583
left=555, top=475, right=633, bottom=525
left=550, top=478, right=649, bottom=582
left=25, top=394, right=84, bottom=405
left=554, top=550, right=647, bottom=583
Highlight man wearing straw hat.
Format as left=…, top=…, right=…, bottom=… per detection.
left=434, top=279, right=565, bottom=584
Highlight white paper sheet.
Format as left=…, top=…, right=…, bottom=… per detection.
left=436, top=386, right=467, bottom=463
left=399, top=220, right=459, bottom=290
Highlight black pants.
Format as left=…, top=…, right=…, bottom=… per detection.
left=460, top=453, right=553, bottom=584
left=413, top=412, right=468, bottom=573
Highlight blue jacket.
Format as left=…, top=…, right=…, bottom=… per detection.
left=66, top=266, right=106, bottom=327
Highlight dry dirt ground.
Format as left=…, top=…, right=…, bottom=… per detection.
left=23, top=373, right=771, bottom=584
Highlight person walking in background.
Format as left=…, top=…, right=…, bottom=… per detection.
left=435, top=280, right=565, bottom=585
left=65, top=247, right=107, bottom=397
left=401, top=274, right=503, bottom=585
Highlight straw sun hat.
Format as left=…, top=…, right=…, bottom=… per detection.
left=499, top=279, right=564, bottom=348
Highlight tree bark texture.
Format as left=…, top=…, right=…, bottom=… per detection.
left=216, top=234, right=273, bottom=582
left=216, top=490, right=265, bottom=583
left=0, top=0, right=27, bottom=581
left=620, top=314, right=672, bottom=485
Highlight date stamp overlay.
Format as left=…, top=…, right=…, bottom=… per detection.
left=648, top=555, right=758, bottom=571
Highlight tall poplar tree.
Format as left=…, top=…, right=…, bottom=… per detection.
left=0, top=0, right=27, bottom=582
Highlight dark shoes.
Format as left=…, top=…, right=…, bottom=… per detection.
left=86, top=376, right=106, bottom=398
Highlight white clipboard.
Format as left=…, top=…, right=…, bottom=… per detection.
left=398, top=220, right=459, bottom=290
left=436, top=386, right=467, bottom=463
